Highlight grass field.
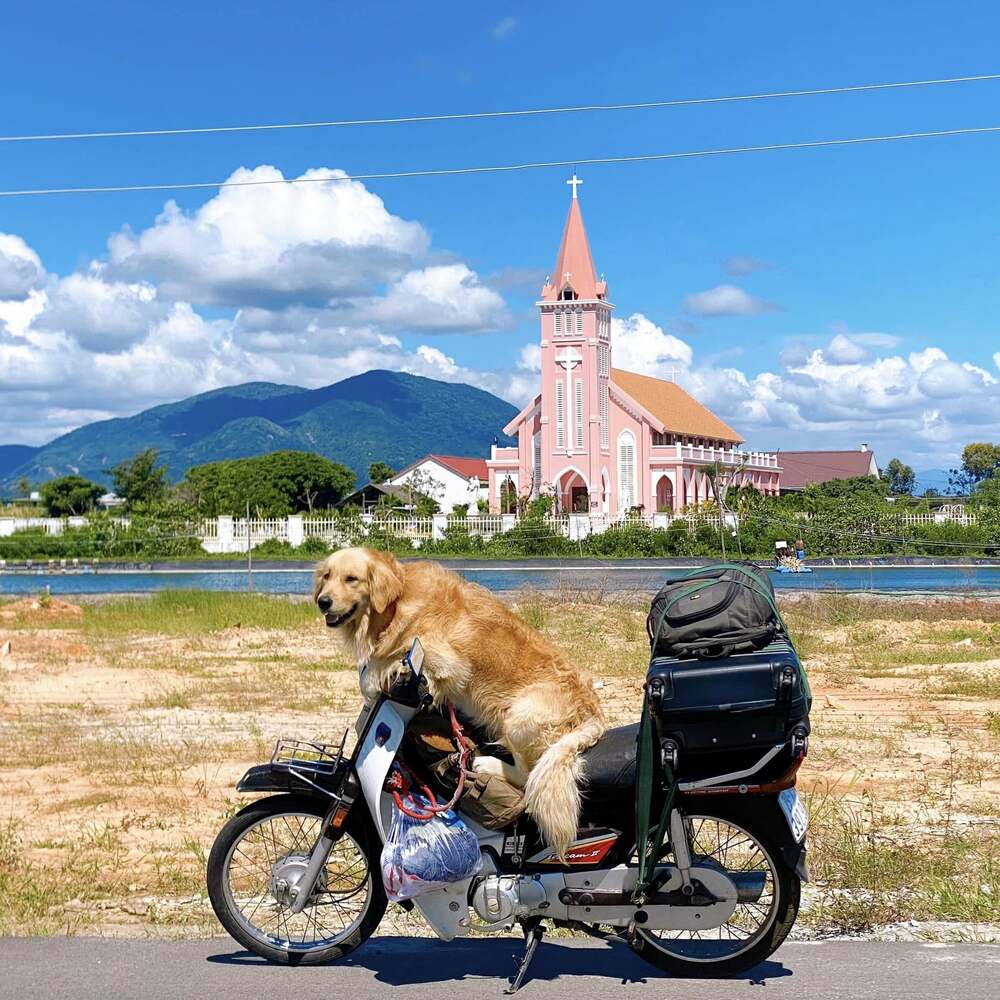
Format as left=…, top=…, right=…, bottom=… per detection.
left=0, top=589, right=997, bottom=940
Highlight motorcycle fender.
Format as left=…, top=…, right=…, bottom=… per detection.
left=355, top=697, right=483, bottom=942
left=783, top=843, right=810, bottom=883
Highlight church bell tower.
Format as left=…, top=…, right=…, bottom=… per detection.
left=536, top=174, right=614, bottom=512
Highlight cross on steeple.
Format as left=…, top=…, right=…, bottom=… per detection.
left=667, top=366, right=681, bottom=382
left=566, top=172, right=583, bottom=200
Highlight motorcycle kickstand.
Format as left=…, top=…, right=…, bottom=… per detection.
left=505, top=919, right=545, bottom=995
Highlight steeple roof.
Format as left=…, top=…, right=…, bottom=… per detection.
left=541, top=179, right=607, bottom=301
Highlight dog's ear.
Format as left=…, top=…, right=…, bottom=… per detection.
left=367, top=550, right=403, bottom=614
left=313, top=558, right=331, bottom=602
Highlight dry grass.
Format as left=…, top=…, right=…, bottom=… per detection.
left=1, top=589, right=998, bottom=939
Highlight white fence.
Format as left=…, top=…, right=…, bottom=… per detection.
left=0, top=505, right=983, bottom=556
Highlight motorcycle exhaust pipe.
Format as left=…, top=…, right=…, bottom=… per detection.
left=729, top=871, right=767, bottom=903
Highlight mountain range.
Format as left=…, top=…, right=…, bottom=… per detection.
left=1, top=370, right=518, bottom=490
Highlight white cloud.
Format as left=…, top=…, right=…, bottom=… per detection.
left=360, top=263, right=508, bottom=332
left=107, top=166, right=428, bottom=308
left=37, top=271, right=164, bottom=352
left=611, top=313, right=693, bottom=375
left=683, top=284, right=779, bottom=317
left=517, top=343, right=541, bottom=372
left=824, top=332, right=869, bottom=364
left=0, top=234, right=45, bottom=300
left=491, top=15, right=518, bottom=39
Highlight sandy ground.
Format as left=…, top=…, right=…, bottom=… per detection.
left=0, top=592, right=997, bottom=940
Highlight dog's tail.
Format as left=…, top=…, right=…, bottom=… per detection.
left=523, top=717, right=605, bottom=858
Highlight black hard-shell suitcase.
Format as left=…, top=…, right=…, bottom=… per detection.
left=646, top=637, right=811, bottom=780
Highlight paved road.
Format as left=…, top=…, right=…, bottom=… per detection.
left=2, top=936, right=998, bottom=1000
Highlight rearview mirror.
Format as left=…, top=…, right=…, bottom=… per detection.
left=404, top=637, right=424, bottom=678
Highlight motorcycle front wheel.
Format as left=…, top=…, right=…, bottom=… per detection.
left=207, top=793, right=387, bottom=965
left=630, top=807, right=800, bottom=978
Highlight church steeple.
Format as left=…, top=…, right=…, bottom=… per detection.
left=540, top=173, right=607, bottom=302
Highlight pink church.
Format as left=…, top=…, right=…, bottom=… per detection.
left=487, top=177, right=781, bottom=516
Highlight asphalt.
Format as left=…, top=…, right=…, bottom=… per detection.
left=1, top=936, right=998, bottom=1000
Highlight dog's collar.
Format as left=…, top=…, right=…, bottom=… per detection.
left=372, top=599, right=398, bottom=642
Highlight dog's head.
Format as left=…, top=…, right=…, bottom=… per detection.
left=313, top=547, right=404, bottom=631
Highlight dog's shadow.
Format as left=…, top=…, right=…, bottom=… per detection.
left=207, top=936, right=793, bottom=987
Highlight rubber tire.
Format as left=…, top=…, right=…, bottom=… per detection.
left=207, top=793, right=387, bottom=966
left=629, top=809, right=801, bottom=978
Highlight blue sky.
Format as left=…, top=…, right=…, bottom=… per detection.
left=1, top=0, right=999, bottom=472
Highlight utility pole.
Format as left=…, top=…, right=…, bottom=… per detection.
left=246, top=500, right=253, bottom=593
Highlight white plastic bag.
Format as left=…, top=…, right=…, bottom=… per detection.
left=380, top=795, right=482, bottom=902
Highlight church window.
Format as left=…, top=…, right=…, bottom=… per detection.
left=555, top=380, right=565, bottom=449
left=618, top=430, right=636, bottom=510
left=598, top=343, right=609, bottom=377
left=574, top=378, right=584, bottom=449
left=576, top=309, right=583, bottom=332
left=600, top=384, right=609, bottom=449
left=554, top=311, right=562, bottom=334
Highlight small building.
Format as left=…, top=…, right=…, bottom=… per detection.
left=776, top=445, right=880, bottom=494
left=337, top=482, right=427, bottom=514
left=387, top=454, right=488, bottom=514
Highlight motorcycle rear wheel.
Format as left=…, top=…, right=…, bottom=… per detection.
left=629, top=807, right=800, bottom=978
left=207, top=793, right=386, bottom=965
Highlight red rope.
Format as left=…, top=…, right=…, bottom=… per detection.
left=390, top=702, right=472, bottom=821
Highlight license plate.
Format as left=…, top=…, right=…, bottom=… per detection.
left=778, top=788, right=809, bottom=842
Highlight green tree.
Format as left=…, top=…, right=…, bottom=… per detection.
left=883, top=458, right=915, bottom=495
left=110, top=448, right=168, bottom=509
left=184, top=451, right=355, bottom=516
left=973, top=472, right=1000, bottom=551
left=39, top=475, right=103, bottom=516
left=949, top=443, right=1000, bottom=495
left=367, top=461, right=395, bottom=485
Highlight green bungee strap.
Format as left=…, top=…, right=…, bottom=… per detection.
left=633, top=693, right=676, bottom=904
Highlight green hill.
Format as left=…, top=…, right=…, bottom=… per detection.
left=2, top=371, right=518, bottom=488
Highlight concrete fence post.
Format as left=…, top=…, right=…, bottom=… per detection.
left=501, top=514, right=517, bottom=533
left=432, top=513, right=448, bottom=541
left=218, top=515, right=234, bottom=554
left=287, top=515, right=305, bottom=548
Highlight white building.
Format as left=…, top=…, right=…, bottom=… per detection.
left=387, top=454, right=489, bottom=514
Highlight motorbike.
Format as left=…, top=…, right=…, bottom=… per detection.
left=207, top=639, right=809, bottom=991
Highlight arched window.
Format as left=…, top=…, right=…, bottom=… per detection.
left=618, top=430, right=636, bottom=511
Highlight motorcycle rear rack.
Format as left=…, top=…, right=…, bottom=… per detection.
left=271, top=731, right=349, bottom=797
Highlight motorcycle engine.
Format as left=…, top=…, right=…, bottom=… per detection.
left=471, top=874, right=548, bottom=929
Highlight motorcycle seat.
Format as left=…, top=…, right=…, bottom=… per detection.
left=581, top=723, right=639, bottom=795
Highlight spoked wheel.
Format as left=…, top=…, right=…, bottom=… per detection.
left=631, top=809, right=799, bottom=977
left=207, top=794, right=386, bottom=965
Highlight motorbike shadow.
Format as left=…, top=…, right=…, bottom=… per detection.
left=207, top=936, right=792, bottom=985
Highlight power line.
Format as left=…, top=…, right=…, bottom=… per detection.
left=3, top=124, right=1000, bottom=199
left=3, top=73, right=999, bottom=144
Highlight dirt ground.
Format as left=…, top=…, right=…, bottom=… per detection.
left=0, top=590, right=997, bottom=940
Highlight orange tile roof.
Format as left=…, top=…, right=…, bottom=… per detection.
left=610, top=368, right=744, bottom=443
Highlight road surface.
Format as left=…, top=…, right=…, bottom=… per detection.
left=1, top=936, right=998, bottom=999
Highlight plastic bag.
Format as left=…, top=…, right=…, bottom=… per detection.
left=380, top=795, right=482, bottom=902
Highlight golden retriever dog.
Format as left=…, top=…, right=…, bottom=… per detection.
left=314, top=546, right=605, bottom=855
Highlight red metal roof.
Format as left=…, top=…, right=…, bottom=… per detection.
left=778, top=450, right=879, bottom=490
left=425, top=454, right=489, bottom=480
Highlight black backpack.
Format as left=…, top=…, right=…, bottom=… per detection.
left=646, top=561, right=784, bottom=660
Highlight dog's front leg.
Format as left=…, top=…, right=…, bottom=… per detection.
left=473, top=755, right=529, bottom=789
